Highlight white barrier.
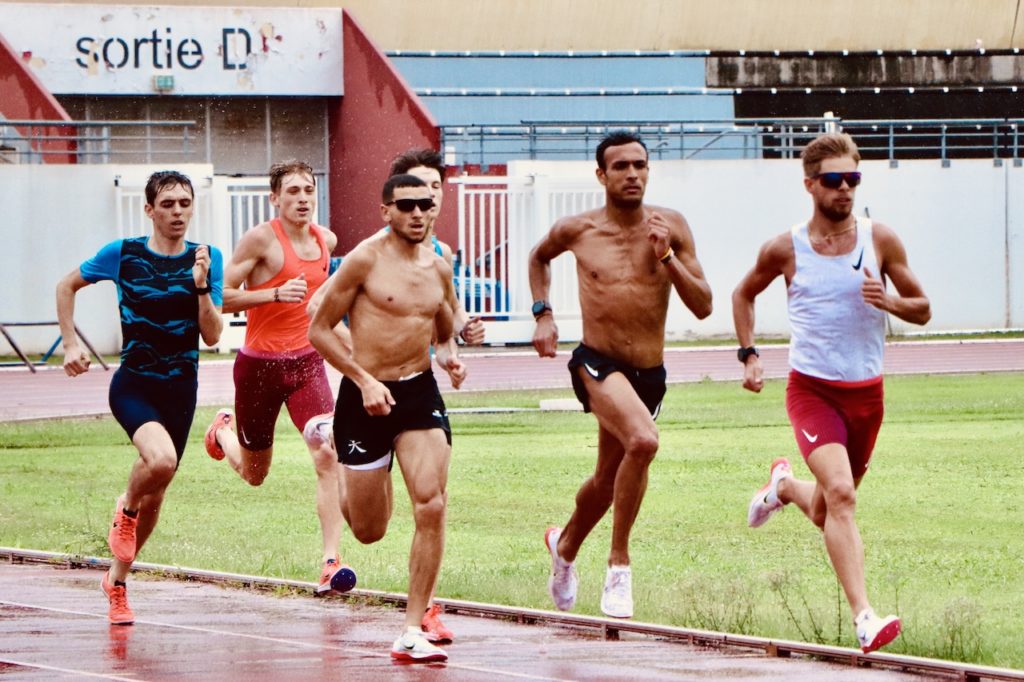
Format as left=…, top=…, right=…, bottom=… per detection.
left=1, top=159, right=1020, bottom=355
left=0, top=165, right=324, bottom=355
left=458, top=158, right=1023, bottom=342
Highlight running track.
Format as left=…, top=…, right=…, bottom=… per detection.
left=1, top=340, right=1022, bottom=422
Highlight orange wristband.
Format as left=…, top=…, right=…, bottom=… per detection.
left=659, top=246, right=673, bottom=264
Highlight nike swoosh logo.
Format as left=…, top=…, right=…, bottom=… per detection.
left=801, top=429, right=819, bottom=443
left=583, top=363, right=600, bottom=378
left=852, top=247, right=864, bottom=270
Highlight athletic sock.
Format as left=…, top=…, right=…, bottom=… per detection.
left=122, top=507, right=139, bottom=518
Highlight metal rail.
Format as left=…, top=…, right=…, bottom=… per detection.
left=440, top=117, right=1024, bottom=164
left=0, top=119, right=196, bottom=163
left=3, top=547, right=1021, bottom=681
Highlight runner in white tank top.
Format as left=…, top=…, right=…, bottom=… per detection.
left=788, top=216, right=886, bottom=382
left=732, top=133, right=931, bottom=654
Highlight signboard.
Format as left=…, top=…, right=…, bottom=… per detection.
left=0, top=4, right=343, bottom=95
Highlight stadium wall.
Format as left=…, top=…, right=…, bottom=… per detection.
left=1, top=160, right=1019, bottom=355
left=505, top=158, right=1021, bottom=340
left=19, top=0, right=1024, bottom=52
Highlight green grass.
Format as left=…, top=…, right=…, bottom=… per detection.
left=1, top=372, right=1023, bottom=667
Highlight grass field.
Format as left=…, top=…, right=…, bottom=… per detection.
left=1, top=372, right=1022, bottom=667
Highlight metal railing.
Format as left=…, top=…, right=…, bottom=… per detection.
left=441, top=117, right=1024, bottom=165
left=0, top=119, right=196, bottom=164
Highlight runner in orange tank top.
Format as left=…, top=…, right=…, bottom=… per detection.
left=203, top=160, right=356, bottom=595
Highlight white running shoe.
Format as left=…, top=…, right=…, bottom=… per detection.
left=600, top=565, right=633, bottom=618
left=855, top=609, right=902, bottom=653
left=747, top=457, right=792, bottom=528
left=390, top=627, right=448, bottom=663
left=544, top=527, right=578, bottom=611
left=302, top=413, right=334, bottom=448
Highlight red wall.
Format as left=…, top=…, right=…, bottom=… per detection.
left=0, top=33, right=75, bottom=163
left=327, top=12, right=439, bottom=254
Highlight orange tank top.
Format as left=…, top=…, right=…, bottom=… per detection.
left=244, top=219, right=330, bottom=353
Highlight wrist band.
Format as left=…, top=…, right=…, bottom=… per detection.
left=196, top=284, right=212, bottom=295
left=274, top=287, right=280, bottom=302
left=659, top=246, right=673, bottom=264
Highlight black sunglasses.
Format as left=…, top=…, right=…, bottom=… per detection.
left=387, top=198, right=435, bottom=212
left=813, top=171, right=862, bottom=189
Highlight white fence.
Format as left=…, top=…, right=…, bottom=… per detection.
left=456, top=157, right=1023, bottom=343
left=452, top=175, right=604, bottom=343
left=0, top=164, right=324, bottom=356
left=1, top=159, right=1021, bottom=357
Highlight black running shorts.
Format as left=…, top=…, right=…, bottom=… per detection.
left=567, top=343, right=667, bottom=419
left=333, top=370, right=452, bottom=468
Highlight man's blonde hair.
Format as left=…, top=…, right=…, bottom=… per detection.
left=801, top=133, right=861, bottom=177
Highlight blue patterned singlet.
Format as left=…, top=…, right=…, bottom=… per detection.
left=79, top=237, right=223, bottom=379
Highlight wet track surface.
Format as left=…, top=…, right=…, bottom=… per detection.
left=0, top=561, right=930, bottom=681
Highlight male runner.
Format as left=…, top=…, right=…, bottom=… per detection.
left=529, top=132, right=713, bottom=619
left=309, top=173, right=466, bottom=662
left=56, top=170, right=223, bottom=624
left=204, top=160, right=355, bottom=594
left=734, top=132, right=930, bottom=653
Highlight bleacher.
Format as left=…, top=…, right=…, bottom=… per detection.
left=387, top=51, right=738, bottom=165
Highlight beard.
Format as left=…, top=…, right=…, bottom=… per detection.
left=395, top=228, right=426, bottom=245
left=819, top=201, right=852, bottom=223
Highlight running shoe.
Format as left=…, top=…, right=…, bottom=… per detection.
left=856, top=609, right=902, bottom=653
left=421, top=603, right=454, bottom=644
left=600, top=565, right=633, bottom=619
left=391, top=627, right=448, bottom=663
left=302, top=413, right=334, bottom=449
left=747, top=457, right=792, bottom=528
left=544, top=526, right=578, bottom=611
left=107, top=495, right=137, bottom=564
left=101, top=571, right=134, bottom=625
left=317, top=555, right=357, bottom=594
left=204, top=409, right=233, bottom=461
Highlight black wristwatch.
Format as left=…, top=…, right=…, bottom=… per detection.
left=737, top=346, right=759, bottom=363
left=531, top=299, right=552, bottom=319
left=196, top=284, right=212, bottom=295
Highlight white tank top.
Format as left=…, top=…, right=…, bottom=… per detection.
left=787, top=216, right=887, bottom=382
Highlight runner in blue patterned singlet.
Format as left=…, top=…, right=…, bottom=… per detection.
left=56, top=171, right=223, bottom=627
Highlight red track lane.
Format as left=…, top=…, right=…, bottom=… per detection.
left=1, top=340, right=1022, bottom=422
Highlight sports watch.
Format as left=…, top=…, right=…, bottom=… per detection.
left=531, top=300, right=552, bottom=319
left=737, top=346, right=759, bottom=363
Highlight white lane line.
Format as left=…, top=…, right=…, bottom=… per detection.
left=0, top=600, right=575, bottom=682
left=0, top=657, right=142, bottom=681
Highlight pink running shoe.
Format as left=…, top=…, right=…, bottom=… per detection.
left=101, top=571, right=135, bottom=625
left=204, top=409, right=233, bottom=461
left=421, top=603, right=454, bottom=644
left=107, top=495, right=137, bottom=563
left=747, top=457, right=792, bottom=528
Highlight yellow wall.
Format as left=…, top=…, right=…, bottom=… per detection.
left=12, top=0, right=1023, bottom=51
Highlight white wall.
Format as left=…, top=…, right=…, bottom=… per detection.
left=509, top=157, right=1022, bottom=340
left=0, top=164, right=215, bottom=356
left=2, top=159, right=1020, bottom=357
